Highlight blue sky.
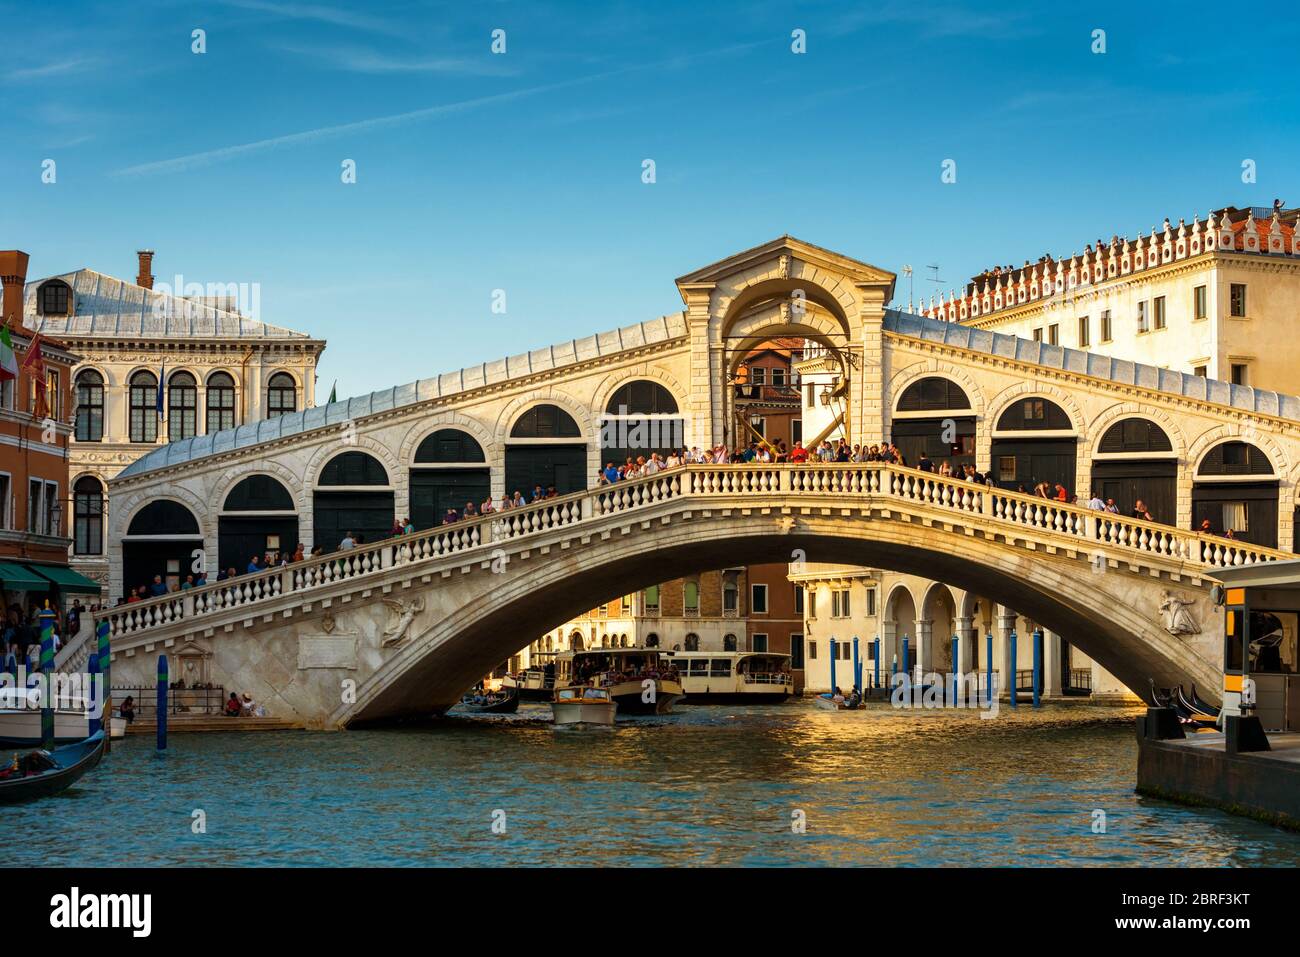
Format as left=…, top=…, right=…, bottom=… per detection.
left=2, top=0, right=1297, bottom=398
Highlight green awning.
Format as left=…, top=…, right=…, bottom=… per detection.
left=0, top=561, right=52, bottom=592
left=26, top=564, right=103, bottom=595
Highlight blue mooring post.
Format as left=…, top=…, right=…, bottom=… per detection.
left=39, top=604, right=56, bottom=750
left=873, top=638, right=881, bottom=690
left=1032, top=628, right=1043, bottom=708
left=156, top=654, right=169, bottom=751
left=96, top=618, right=112, bottom=754
left=1008, top=630, right=1018, bottom=708
left=86, top=647, right=101, bottom=737
left=829, top=637, right=837, bottom=693
left=852, top=636, right=861, bottom=692
left=901, top=636, right=910, bottom=684
left=951, top=635, right=959, bottom=705
left=985, top=631, right=994, bottom=708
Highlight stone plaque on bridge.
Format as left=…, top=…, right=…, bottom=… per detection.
left=297, top=636, right=359, bottom=671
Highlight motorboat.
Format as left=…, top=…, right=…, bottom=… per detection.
left=551, top=686, right=617, bottom=726
left=673, top=651, right=794, bottom=703
left=554, top=648, right=683, bottom=715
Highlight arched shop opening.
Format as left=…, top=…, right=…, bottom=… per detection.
left=600, top=381, right=683, bottom=465
left=218, top=475, right=300, bottom=572
left=1089, top=418, right=1177, bottom=522
left=892, top=377, right=975, bottom=472
left=504, top=404, right=586, bottom=497
left=313, top=452, right=394, bottom=551
left=1192, top=441, right=1278, bottom=547
left=990, top=397, right=1077, bottom=492
left=410, top=429, right=490, bottom=529
left=122, top=500, right=203, bottom=596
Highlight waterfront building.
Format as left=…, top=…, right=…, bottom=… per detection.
left=0, top=251, right=100, bottom=615
left=22, top=250, right=324, bottom=593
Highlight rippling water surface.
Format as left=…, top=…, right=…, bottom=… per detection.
left=16, top=700, right=1300, bottom=867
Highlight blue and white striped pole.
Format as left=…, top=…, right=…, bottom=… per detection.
left=39, top=605, right=56, bottom=750
left=86, top=647, right=101, bottom=737
left=96, top=619, right=112, bottom=753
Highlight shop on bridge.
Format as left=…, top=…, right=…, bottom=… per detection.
left=890, top=376, right=975, bottom=473
left=989, top=397, right=1077, bottom=494
left=1192, top=440, right=1278, bottom=547
left=218, top=474, right=299, bottom=572
left=312, top=451, right=395, bottom=551
left=504, top=404, right=587, bottom=497
left=409, top=429, right=490, bottom=530
left=122, top=500, right=204, bottom=597
left=1089, top=418, right=1177, bottom=523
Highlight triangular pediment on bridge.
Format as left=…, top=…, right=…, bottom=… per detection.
left=674, top=235, right=895, bottom=297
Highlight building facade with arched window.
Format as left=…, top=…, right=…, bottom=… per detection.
left=22, top=249, right=324, bottom=592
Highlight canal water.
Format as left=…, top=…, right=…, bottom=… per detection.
left=18, top=700, right=1300, bottom=867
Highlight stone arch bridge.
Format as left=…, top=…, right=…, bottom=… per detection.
left=93, top=236, right=1300, bottom=725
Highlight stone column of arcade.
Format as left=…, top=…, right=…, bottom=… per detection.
left=954, top=615, right=976, bottom=675
left=913, top=618, right=932, bottom=681
left=1043, top=630, right=1064, bottom=697
left=997, top=608, right=1017, bottom=701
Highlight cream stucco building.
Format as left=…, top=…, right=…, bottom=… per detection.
left=24, top=250, right=324, bottom=592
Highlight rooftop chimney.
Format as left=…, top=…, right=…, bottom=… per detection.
left=0, top=250, right=30, bottom=329
left=137, top=249, right=155, bottom=289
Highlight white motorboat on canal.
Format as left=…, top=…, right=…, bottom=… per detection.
left=500, top=663, right=557, bottom=701
left=554, top=648, right=684, bottom=715
left=550, top=686, right=617, bottom=726
left=672, top=651, right=794, bottom=703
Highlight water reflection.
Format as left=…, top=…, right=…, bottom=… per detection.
left=15, top=700, right=1300, bottom=867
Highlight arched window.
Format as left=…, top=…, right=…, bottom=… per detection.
left=73, top=476, right=104, bottom=555
left=38, top=280, right=71, bottom=316
left=207, top=372, right=236, bottom=433
left=74, top=370, right=104, bottom=442
left=724, top=633, right=738, bottom=651
left=223, top=475, right=294, bottom=511
left=129, top=370, right=158, bottom=443
left=127, top=499, right=201, bottom=536
left=317, top=451, right=389, bottom=486
left=604, top=381, right=679, bottom=415
left=570, top=632, right=584, bottom=651
left=996, top=397, right=1072, bottom=431
left=684, top=581, right=699, bottom=615
left=1197, top=441, right=1274, bottom=477
left=168, top=371, right=197, bottom=441
left=896, top=377, right=972, bottom=412
left=685, top=633, right=700, bottom=652
left=510, top=404, right=580, bottom=438
left=645, top=633, right=659, bottom=648
left=1098, top=418, right=1173, bottom=454
left=413, top=429, right=486, bottom=463
left=267, top=372, right=296, bottom=418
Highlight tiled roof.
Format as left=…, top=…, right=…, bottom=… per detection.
left=884, top=309, right=1300, bottom=419
left=117, top=312, right=690, bottom=478
left=24, top=269, right=313, bottom=340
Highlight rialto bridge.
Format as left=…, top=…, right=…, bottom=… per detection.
left=92, top=236, right=1300, bottom=726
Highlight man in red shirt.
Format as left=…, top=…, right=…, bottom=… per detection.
left=789, top=441, right=809, bottom=463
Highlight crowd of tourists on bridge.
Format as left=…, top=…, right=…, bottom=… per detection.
left=1, top=601, right=86, bottom=673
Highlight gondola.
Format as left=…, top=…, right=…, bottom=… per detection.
left=1189, top=685, right=1221, bottom=718
left=1174, top=685, right=1219, bottom=725
left=0, top=731, right=105, bottom=805
left=457, top=688, right=520, bottom=715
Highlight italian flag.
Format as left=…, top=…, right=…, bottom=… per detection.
left=0, top=325, right=17, bottom=381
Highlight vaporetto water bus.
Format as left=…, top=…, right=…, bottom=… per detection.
left=670, top=651, right=795, bottom=704
left=554, top=648, right=684, bottom=715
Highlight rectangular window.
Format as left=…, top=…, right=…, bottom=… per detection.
left=1101, top=310, right=1112, bottom=342
left=1078, top=316, right=1090, bottom=348
left=1032, top=328, right=1042, bottom=342
left=751, top=584, right=768, bottom=614
left=1193, top=285, right=1207, bottom=320
left=1230, top=283, right=1247, bottom=317
left=866, top=588, right=876, bottom=617
left=792, top=419, right=802, bottom=445
left=807, top=590, right=816, bottom=619
left=790, top=634, right=805, bottom=669
left=1194, top=365, right=1208, bottom=378
left=1153, top=296, right=1166, bottom=330
left=0, top=475, right=9, bottom=530
left=807, top=639, right=817, bottom=661
left=771, top=368, right=786, bottom=386
left=1047, top=323, right=1059, bottom=346
left=1137, top=300, right=1148, bottom=333
left=1231, top=363, right=1247, bottom=386
left=998, top=455, right=1016, bottom=481
left=836, top=642, right=852, bottom=661
left=752, top=633, right=769, bottom=653
left=794, top=588, right=804, bottom=615
left=644, top=585, right=659, bottom=615
left=45, top=369, right=60, bottom=419
left=831, top=588, right=851, bottom=619
left=750, top=367, right=766, bottom=386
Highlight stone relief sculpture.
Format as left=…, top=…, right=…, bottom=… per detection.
left=1159, top=591, right=1200, bottom=637
left=381, top=597, right=426, bottom=648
